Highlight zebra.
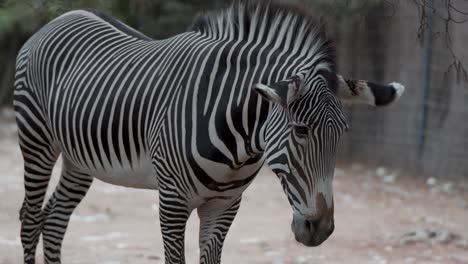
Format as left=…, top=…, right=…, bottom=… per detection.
left=14, top=2, right=404, bottom=263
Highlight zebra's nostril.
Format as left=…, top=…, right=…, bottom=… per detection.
left=304, top=219, right=319, bottom=233
left=312, top=219, right=323, bottom=234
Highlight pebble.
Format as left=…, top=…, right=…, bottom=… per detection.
left=116, top=243, right=128, bottom=249
left=295, top=255, right=313, bottom=264
left=455, top=239, right=468, bottom=249
left=240, top=237, right=271, bottom=250
left=376, top=167, right=387, bottom=178
left=426, top=177, right=437, bottom=187
left=0, top=236, right=21, bottom=246
left=441, top=182, right=454, bottom=193
left=71, top=213, right=110, bottom=222
left=147, top=255, right=161, bottom=260
left=432, top=229, right=458, bottom=244
left=265, top=251, right=285, bottom=264
left=369, top=251, right=387, bottom=264
left=382, top=173, right=397, bottom=183
left=383, top=185, right=412, bottom=198
left=398, top=228, right=459, bottom=245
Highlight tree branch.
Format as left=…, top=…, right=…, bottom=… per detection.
left=413, top=0, right=468, bottom=83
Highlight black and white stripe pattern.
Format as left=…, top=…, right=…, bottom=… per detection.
left=14, top=1, right=403, bottom=263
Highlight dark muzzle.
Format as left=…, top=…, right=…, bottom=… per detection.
left=291, top=213, right=334, bottom=247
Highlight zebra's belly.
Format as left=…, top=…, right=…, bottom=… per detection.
left=73, top=154, right=158, bottom=190
left=94, top=166, right=157, bottom=190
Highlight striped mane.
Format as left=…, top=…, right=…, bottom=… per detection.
left=190, top=1, right=334, bottom=64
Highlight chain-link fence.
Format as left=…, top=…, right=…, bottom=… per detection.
left=1, top=0, right=467, bottom=179
left=335, top=1, right=468, bottom=179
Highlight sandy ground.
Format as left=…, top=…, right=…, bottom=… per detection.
left=1, top=107, right=468, bottom=264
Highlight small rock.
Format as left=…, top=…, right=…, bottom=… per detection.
left=426, top=177, right=437, bottom=187
left=240, top=237, right=271, bottom=250
left=0, top=236, right=21, bottom=246
left=383, top=185, right=412, bottom=198
left=240, top=237, right=262, bottom=244
left=455, top=239, right=468, bottom=249
left=399, top=229, right=431, bottom=245
left=376, top=167, right=387, bottom=178
left=398, top=228, right=459, bottom=245
left=369, top=251, right=387, bottom=264
left=147, top=255, right=161, bottom=260
left=71, top=213, right=109, bottom=222
left=432, top=229, right=459, bottom=244
left=265, top=251, right=285, bottom=264
left=295, top=255, right=313, bottom=264
left=441, top=182, right=454, bottom=193
left=116, top=243, right=127, bottom=249
left=382, top=173, right=397, bottom=184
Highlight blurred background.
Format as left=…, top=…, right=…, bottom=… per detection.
left=1, top=0, right=468, bottom=263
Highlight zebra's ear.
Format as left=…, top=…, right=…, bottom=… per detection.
left=254, top=76, right=302, bottom=105
left=335, top=74, right=405, bottom=106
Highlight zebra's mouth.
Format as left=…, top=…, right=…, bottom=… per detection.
left=291, top=212, right=335, bottom=247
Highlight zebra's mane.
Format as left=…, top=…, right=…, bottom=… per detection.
left=190, top=1, right=334, bottom=63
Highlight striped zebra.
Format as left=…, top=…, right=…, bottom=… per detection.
left=14, top=2, right=404, bottom=264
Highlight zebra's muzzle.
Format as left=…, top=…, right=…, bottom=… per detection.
left=291, top=212, right=334, bottom=247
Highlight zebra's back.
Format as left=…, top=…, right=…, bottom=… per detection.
left=14, top=10, right=201, bottom=189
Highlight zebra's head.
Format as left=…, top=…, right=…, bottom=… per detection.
left=255, top=71, right=404, bottom=247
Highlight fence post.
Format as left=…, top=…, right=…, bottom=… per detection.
left=417, top=0, right=433, bottom=160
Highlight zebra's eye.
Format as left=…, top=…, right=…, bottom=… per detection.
left=293, top=125, right=309, bottom=136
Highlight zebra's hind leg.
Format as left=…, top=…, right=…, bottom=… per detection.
left=41, top=162, right=93, bottom=263
left=197, top=196, right=242, bottom=264
left=16, top=106, right=60, bottom=264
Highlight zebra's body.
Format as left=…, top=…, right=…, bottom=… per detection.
left=16, top=9, right=265, bottom=190
left=15, top=2, right=404, bottom=264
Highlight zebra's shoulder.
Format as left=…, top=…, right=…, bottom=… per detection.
left=55, top=9, right=153, bottom=41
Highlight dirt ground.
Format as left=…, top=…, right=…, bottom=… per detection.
left=1, top=107, right=468, bottom=264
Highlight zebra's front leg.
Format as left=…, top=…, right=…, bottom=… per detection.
left=159, top=187, right=191, bottom=264
left=41, top=164, right=93, bottom=263
left=197, top=196, right=242, bottom=264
